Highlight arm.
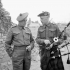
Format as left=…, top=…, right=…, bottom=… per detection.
left=5, top=28, right=13, bottom=57
left=29, top=33, right=35, bottom=50
left=36, top=29, right=45, bottom=45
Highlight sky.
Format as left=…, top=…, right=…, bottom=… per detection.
left=2, top=0, right=70, bottom=24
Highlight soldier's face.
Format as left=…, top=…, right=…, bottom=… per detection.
left=19, top=18, right=27, bottom=27
left=40, top=16, right=49, bottom=25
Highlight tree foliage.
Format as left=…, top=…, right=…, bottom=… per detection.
left=0, top=0, right=12, bottom=34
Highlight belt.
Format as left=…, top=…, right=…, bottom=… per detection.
left=14, top=45, right=29, bottom=47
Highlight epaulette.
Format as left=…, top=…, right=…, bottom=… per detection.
left=24, top=27, right=30, bottom=29
left=39, top=25, right=43, bottom=28
left=24, top=27, right=31, bottom=33
left=52, top=23, right=59, bottom=29
left=53, top=23, right=58, bottom=26
left=38, top=25, right=44, bottom=31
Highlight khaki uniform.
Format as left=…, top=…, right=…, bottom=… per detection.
left=5, top=25, right=34, bottom=70
left=36, top=23, right=64, bottom=70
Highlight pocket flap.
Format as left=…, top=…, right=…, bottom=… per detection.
left=25, top=31, right=31, bottom=34
left=49, top=28, right=56, bottom=31
left=39, top=29, right=45, bottom=32
left=13, top=31, right=20, bottom=34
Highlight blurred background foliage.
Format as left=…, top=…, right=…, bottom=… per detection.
left=0, top=0, right=70, bottom=38
left=0, top=0, right=13, bottom=35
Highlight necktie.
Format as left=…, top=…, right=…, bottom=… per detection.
left=22, top=27, right=24, bottom=29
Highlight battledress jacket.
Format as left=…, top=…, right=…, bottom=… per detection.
left=5, top=25, right=34, bottom=57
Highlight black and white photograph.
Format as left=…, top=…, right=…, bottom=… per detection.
left=0, top=0, right=70, bottom=70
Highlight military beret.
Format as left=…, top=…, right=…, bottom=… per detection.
left=38, top=11, right=50, bottom=17
left=17, top=12, right=28, bottom=22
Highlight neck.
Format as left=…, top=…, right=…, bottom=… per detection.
left=18, top=25, right=24, bottom=30
left=18, top=21, right=26, bottom=27
left=19, top=21, right=25, bottom=24
left=43, top=22, right=49, bottom=26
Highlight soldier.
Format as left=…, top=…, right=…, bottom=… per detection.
left=36, top=11, right=65, bottom=70
left=5, top=12, right=34, bottom=70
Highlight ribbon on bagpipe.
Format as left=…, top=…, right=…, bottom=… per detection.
left=45, top=22, right=70, bottom=58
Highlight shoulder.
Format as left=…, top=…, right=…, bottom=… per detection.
left=53, top=23, right=58, bottom=27
left=24, top=27, right=31, bottom=33
left=51, top=23, right=61, bottom=32
left=8, top=25, right=18, bottom=32
left=38, top=25, right=43, bottom=30
left=51, top=23, right=59, bottom=28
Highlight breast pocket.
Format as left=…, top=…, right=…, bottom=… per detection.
left=49, top=29, right=56, bottom=37
left=24, top=32, right=30, bottom=40
left=13, top=32, right=20, bottom=38
left=39, top=29, right=46, bottom=38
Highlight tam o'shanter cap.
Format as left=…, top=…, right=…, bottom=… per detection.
left=17, top=12, right=28, bottom=22
left=38, top=11, right=50, bottom=17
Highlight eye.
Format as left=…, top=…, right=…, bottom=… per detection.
left=41, top=18, right=43, bottom=20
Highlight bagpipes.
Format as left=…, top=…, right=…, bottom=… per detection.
left=45, top=22, right=70, bottom=64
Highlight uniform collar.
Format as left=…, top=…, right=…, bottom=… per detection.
left=43, top=22, right=51, bottom=28
left=17, top=25, right=25, bottom=30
